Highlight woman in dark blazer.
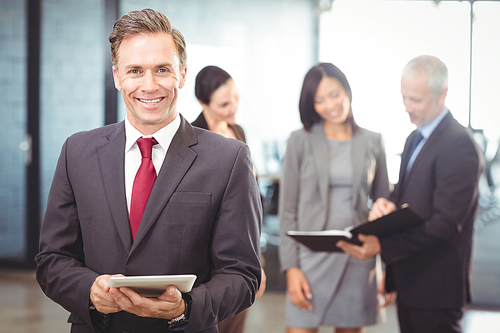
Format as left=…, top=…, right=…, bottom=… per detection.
left=279, top=63, right=390, bottom=333
left=192, top=66, right=245, bottom=141
left=192, top=65, right=265, bottom=333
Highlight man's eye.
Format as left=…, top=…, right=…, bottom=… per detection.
left=130, top=69, right=140, bottom=74
left=158, top=68, right=168, bottom=73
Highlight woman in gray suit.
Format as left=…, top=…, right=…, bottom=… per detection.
left=279, top=63, right=390, bottom=333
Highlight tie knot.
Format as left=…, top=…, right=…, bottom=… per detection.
left=136, top=137, right=157, bottom=159
left=413, top=131, right=424, bottom=145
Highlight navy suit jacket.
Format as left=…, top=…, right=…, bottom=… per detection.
left=380, top=112, right=483, bottom=309
left=35, top=115, right=262, bottom=332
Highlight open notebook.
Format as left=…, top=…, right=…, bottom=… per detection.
left=287, top=205, right=423, bottom=252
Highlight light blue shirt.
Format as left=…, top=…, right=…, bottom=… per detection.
left=406, top=108, right=449, bottom=171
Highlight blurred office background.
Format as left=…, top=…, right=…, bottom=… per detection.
left=1, top=0, right=499, bottom=332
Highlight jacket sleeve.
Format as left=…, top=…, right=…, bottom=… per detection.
left=35, top=138, right=101, bottom=332
left=185, top=144, right=262, bottom=332
left=371, top=133, right=391, bottom=201
left=278, top=133, right=302, bottom=272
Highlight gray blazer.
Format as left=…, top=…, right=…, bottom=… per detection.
left=279, top=123, right=390, bottom=271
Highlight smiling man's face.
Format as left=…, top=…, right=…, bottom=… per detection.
left=113, top=32, right=187, bottom=135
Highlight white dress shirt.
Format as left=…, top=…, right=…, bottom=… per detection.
left=124, top=115, right=181, bottom=214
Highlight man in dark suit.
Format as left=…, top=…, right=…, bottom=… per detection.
left=35, top=9, right=262, bottom=333
left=337, top=55, right=483, bottom=333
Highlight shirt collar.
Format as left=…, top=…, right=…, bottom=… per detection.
left=125, top=114, right=181, bottom=153
left=418, top=108, right=449, bottom=139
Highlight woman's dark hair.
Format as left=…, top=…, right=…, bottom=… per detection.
left=299, top=63, right=358, bottom=132
left=195, top=66, right=232, bottom=104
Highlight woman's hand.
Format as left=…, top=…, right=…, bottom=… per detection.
left=286, top=267, right=313, bottom=311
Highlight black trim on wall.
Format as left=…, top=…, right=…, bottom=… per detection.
left=24, top=0, right=41, bottom=270
left=5, top=0, right=42, bottom=270
left=104, top=0, right=119, bottom=125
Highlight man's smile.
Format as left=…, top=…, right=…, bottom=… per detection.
left=137, top=97, right=164, bottom=105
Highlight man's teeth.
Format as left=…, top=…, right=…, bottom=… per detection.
left=139, top=98, right=162, bottom=104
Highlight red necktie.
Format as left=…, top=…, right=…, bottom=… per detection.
left=130, top=137, right=158, bottom=240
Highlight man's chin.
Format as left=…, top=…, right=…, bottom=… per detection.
left=409, top=116, right=420, bottom=126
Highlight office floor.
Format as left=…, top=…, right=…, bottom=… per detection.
left=1, top=269, right=500, bottom=333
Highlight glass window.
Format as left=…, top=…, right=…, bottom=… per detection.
left=40, top=0, right=105, bottom=215
left=0, top=0, right=27, bottom=261
left=470, top=1, right=500, bottom=186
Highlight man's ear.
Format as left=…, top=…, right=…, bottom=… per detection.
left=178, top=66, right=187, bottom=89
left=438, top=87, right=448, bottom=106
left=112, top=66, right=122, bottom=91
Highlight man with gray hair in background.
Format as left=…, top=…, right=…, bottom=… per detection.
left=36, top=8, right=262, bottom=333
left=338, top=55, right=484, bottom=333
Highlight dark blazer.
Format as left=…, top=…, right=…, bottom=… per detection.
left=380, top=111, right=484, bottom=309
left=191, top=112, right=246, bottom=143
left=191, top=113, right=253, bottom=333
left=35, top=115, right=262, bottom=333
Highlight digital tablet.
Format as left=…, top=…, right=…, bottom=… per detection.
left=108, top=274, right=197, bottom=297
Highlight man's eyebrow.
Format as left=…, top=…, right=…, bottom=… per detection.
left=156, top=62, right=174, bottom=68
left=124, top=64, right=142, bottom=70
left=124, top=63, right=174, bottom=70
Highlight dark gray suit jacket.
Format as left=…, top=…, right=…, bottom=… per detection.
left=380, top=111, right=484, bottom=309
left=35, top=115, right=262, bottom=332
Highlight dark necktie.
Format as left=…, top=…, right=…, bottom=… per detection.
left=130, top=137, right=158, bottom=240
left=400, top=131, right=424, bottom=183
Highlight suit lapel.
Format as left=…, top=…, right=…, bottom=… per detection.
left=400, top=112, right=453, bottom=193
left=97, top=122, right=132, bottom=252
left=310, top=124, right=330, bottom=215
left=398, top=132, right=415, bottom=187
left=131, top=116, right=198, bottom=251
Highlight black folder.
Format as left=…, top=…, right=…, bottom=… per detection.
left=287, top=205, right=423, bottom=252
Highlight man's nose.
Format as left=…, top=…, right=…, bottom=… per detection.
left=141, top=71, right=159, bottom=91
left=403, top=100, right=412, bottom=113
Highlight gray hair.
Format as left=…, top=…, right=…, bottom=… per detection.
left=402, top=55, right=448, bottom=97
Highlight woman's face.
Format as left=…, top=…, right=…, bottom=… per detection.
left=201, top=79, right=239, bottom=125
left=313, top=77, right=351, bottom=126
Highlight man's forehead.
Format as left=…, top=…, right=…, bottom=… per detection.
left=116, top=32, right=179, bottom=66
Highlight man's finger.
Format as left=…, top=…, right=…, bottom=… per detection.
left=336, top=241, right=359, bottom=257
